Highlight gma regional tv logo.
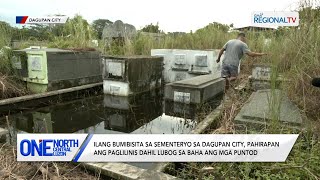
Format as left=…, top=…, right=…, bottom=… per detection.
left=20, top=139, right=79, bottom=156
left=251, top=11, right=299, bottom=27
left=16, top=16, right=68, bottom=24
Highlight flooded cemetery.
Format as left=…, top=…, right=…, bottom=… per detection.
left=1, top=49, right=224, bottom=130
left=1, top=4, right=320, bottom=179
left=0, top=47, right=227, bottom=179
left=0, top=46, right=311, bottom=179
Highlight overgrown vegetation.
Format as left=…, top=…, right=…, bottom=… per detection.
left=167, top=134, right=319, bottom=179
left=100, top=1, right=320, bottom=123
left=0, top=22, right=28, bottom=99
left=165, top=87, right=320, bottom=179
left=0, top=143, right=102, bottom=179
left=48, top=15, right=95, bottom=49
left=102, top=22, right=233, bottom=56
left=163, top=1, right=320, bottom=178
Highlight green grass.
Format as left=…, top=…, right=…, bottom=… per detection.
left=0, top=21, right=14, bottom=75
left=166, top=128, right=319, bottom=180
left=147, top=2, right=319, bottom=179
left=101, top=2, right=320, bottom=123
left=48, top=15, right=95, bottom=49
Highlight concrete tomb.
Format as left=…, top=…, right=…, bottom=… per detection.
left=102, top=55, right=163, bottom=96
left=165, top=75, right=225, bottom=104
left=151, top=49, right=223, bottom=83
left=235, top=89, right=303, bottom=131
left=12, top=48, right=101, bottom=93
left=249, top=64, right=284, bottom=91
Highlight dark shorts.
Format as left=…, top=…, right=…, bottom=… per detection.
left=221, top=64, right=238, bottom=78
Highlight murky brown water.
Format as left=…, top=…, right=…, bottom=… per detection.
left=1, top=89, right=222, bottom=170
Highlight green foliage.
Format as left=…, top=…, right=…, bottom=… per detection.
left=279, top=5, right=320, bottom=120
left=9, top=24, right=53, bottom=41
left=171, top=130, right=319, bottom=179
left=104, top=22, right=234, bottom=56
left=0, top=21, right=12, bottom=48
left=195, top=22, right=230, bottom=33
left=50, top=24, right=65, bottom=37
left=48, top=15, right=95, bottom=48
left=141, top=23, right=161, bottom=33
left=92, top=19, right=113, bottom=39
left=24, top=24, right=53, bottom=40
left=0, top=21, right=14, bottom=75
left=0, top=47, right=13, bottom=74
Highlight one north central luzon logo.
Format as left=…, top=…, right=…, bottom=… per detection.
left=20, top=139, right=79, bottom=156
left=253, top=13, right=297, bottom=24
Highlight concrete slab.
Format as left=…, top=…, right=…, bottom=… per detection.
left=164, top=75, right=225, bottom=104
left=138, top=170, right=180, bottom=180
left=252, top=64, right=271, bottom=80
left=249, top=64, right=287, bottom=91
left=82, top=162, right=179, bottom=180
left=151, top=49, right=223, bottom=83
left=173, top=74, right=217, bottom=86
left=0, top=128, right=8, bottom=136
left=235, top=89, right=303, bottom=130
left=243, top=89, right=302, bottom=123
left=0, top=83, right=102, bottom=116
left=249, top=76, right=284, bottom=91
left=0, top=128, right=8, bottom=143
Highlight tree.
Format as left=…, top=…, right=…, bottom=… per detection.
left=0, top=21, right=11, bottom=30
left=92, top=19, right=113, bottom=39
left=29, top=24, right=52, bottom=40
left=63, top=15, right=91, bottom=38
left=51, top=15, right=94, bottom=48
left=298, top=6, right=320, bottom=27
left=0, top=21, right=13, bottom=46
left=141, top=23, right=161, bottom=33
left=196, top=22, right=230, bottom=34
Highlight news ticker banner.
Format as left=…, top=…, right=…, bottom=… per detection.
left=16, top=16, right=68, bottom=24
left=17, top=134, right=298, bottom=162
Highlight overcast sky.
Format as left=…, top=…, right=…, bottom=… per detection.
left=0, top=0, right=300, bottom=32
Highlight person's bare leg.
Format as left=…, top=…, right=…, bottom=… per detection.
left=227, top=76, right=237, bottom=89
left=225, top=78, right=230, bottom=90
left=228, top=76, right=237, bottom=81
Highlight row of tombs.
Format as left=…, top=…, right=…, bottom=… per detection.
left=9, top=47, right=303, bottom=135
left=11, top=47, right=226, bottom=104
left=4, top=90, right=223, bottom=144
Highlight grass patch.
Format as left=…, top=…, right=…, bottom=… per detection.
left=0, top=21, right=28, bottom=99
left=0, top=143, right=103, bottom=179
left=48, top=15, right=95, bottom=49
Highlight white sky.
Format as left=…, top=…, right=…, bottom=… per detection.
left=0, top=0, right=300, bottom=32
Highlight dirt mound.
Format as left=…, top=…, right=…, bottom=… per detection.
left=0, top=74, right=28, bottom=99
left=0, top=143, right=101, bottom=179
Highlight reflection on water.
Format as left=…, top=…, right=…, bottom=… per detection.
left=103, top=93, right=162, bottom=133
left=4, top=89, right=221, bottom=137
left=11, top=96, right=106, bottom=134
left=133, top=114, right=195, bottom=134
left=1, top=89, right=222, bottom=170
left=165, top=100, right=197, bottom=119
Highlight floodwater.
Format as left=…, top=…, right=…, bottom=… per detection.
left=1, top=89, right=222, bottom=170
